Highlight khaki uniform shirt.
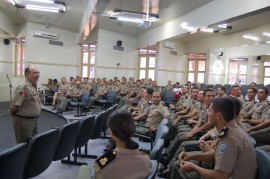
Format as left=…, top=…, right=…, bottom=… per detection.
left=112, top=85, right=120, bottom=93
left=165, top=85, right=173, bottom=92
left=240, top=99, right=255, bottom=116
left=141, top=99, right=151, bottom=116
left=81, top=83, right=91, bottom=92
left=120, top=85, right=128, bottom=95
left=106, top=84, right=113, bottom=90
left=67, top=84, right=75, bottom=95
left=185, top=98, right=197, bottom=112
left=72, top=86, right=83, bottom=97
left=146, top=102, right=170, bottom=129
left=94, top=148, right=151, bottom=179
left=248, top=99, right=270, bottom=120
left=12, top=80, right=41, bottom=117
left=197, top=104, right=208, bottom=124
left=215, top=121, right=257, bottom=179
left=235, top=95, right=245, bottom=105
left=151, top=86, right=161, bottom=93
left=58, top=83, right=69, bottom=95
left=176, top=94, right=190, bottom=107
left=97, top=85, right=107, bottom=96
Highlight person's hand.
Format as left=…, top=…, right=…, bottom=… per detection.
left=169, top=104, right=175, bottom=109
left=178, top=151, right=190, bottom=161
left=180, top=161, right=195, bottom=173
left=246, top=128, right=252, bottom=133
left=241, top=118, right=250, bottom=123
left=149, top=126, right=155, bottom=132
left=199, top=141, right=213, bottom=152
left=180, top=132, right=193, bottom=141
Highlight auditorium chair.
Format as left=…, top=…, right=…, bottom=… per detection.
left=255, top=148, right=270, bottom=179
left=0, top=143, right=28, bottom=179
left=23, top=128, right=59, bottom=178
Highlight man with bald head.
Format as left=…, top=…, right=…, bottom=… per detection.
left=10, top=65, right=41, bottom=143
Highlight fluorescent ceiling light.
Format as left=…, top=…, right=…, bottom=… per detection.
left=10, top=0, right=15, bottom=5
left=262, top=32, right=270, bottom=37
left=243, top=35, right=260, bottom=41
left=180, top=22, right=197, bottom=32
left=26, top=4, right=59, bottom=13
left=218, top=24, right=228, bottom=28
left=200, top=28, right=214, bottom=33
left=27, top=0, right=54, bottom=4
left=266, top=41, right=270, bottom=44
left=117, top=17, right=144, bottom=23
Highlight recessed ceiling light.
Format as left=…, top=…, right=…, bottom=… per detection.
left=262, top=32, right=270, bottom=37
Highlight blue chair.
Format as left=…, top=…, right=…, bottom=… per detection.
left=255, top=148, right=270, bottom=179
left=163, top=91, right=174, bottom=105
left=70, top=92, right=90, bottom=117
left=98, top=90, right=117, bottom=109
left=0, top=143, right=28, bottom=179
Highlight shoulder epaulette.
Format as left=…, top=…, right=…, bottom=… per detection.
left=96, top=150, right=117, bottom=169
left=218, top=127, right=229, bottom=138
left=148, top=100, right=152, bottom=105
left=185, top=95, right=188, bottom=99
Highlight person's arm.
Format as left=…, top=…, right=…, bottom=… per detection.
left=180, top=161, right=229, bottom=179
left=247, top=120, right=270, bottom=132
left=9, top=105, right=19, bottom=114
left=179, top=150, right=215, bottom=163
left=242, top=118, right=264, bottom=125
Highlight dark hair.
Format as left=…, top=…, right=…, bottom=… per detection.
left=250, top=82, right=257, bottom=86
left=146, top=88, right=154, bottom=95
left=53, top=79, right=58, bottom=83
left=259, top=87, right=269, bottom=95
left=220, top=86, right=226, bottom=92
left=228, top=97, right=242, bottom=117
left=175, top=82, right=180, bottom=85
left=233, top=85, right=240, bottom=89
left=24, top=66, right=30, bottom=77
left=203, top=88, right=214, bottom=97
left=191, top=87, right=199, bottom=91
left=248, top=87, right=258, bottom=94
left=212, top=98, right=235, bottom=122
left=107, top=110, right=139, bottom=150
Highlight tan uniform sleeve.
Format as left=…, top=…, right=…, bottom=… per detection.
left=160, top=106, right=170, bottom=119
left=247, top=105, right=255, bottom=116
left=12, top=85, right=26, bottom=107
left=261, top=104, right=270, bottom=120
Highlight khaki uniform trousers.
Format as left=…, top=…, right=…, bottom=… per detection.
left=13, top=115, right=38, bottom=143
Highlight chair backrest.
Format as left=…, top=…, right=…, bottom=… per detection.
left=150, top=139, right=164, bottom=160
left=164, top=91, right=174, bottom=104
left=53, top=120, right=80, bottom=161
left=0, top=143, right=28, bottom=179
left=255, top=148, right=270, bottom=179
left=75, top=115, right=96, bottom=149
left=91, top=111, right=109, bottom=139
left=146, top=160, right=158, bottom=179
left=107, top=90, right=117, bottom=103
left=23, top=129, right=59, bottom=178
left=113, top=104, right=119, bottom=110
left=154, top=125, right=169, bottom=146
left=80, top=92, right=90, bottom=104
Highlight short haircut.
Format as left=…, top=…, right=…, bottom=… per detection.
left=248, top=88, right=258, bottom=94
left=233, top=85, right=240, bottom=89
left=84, top=77, right=88, bottom=80
left=176, top=82, right=180, bottom=85
left=220, top=86, right=226, bottom=92
left=259, top=86, right=269, bottom=95
left=191, top=86, right=199, bottom=91
left=228, top=97, right=242, bottom=117
left=212, top=98, right=235, bottom=122
left=146, top=88, right=154, bottom=95
left=203, top=88, right=214, bottom=97
left=53, top=79, right=58, bottom=82
left=250, top=82, right=257, bottom=86
left=24, top=66, right=30, bottom=76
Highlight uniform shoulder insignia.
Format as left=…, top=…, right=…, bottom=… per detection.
left=267, top=101, right=270, bottom=105
left=185, top=95, right=188, bottom=99
left=148, top=100, right=152, bottom=105
left=96, top=150, right=117, bottom=169
left=218, top=127, right=228, bottom=138
left=161, top=102, right=166, bottom=106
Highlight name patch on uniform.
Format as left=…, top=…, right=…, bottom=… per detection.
left=219, top=144, right=227, bottom=154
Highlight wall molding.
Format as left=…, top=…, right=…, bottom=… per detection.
left=0, top=60, right=12, bottom=64
left=25, top=61, right=78, bottom=67
left=208, top=72, right=226, bottom=76
left=97, top=65, right=136, bottom=71
left=158, top=68, right=186, bottom=73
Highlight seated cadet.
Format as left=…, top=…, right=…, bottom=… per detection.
left=42, top=78, right=52, bottom=89
left=241, top=87, right=270, bottom=128
left=94, top=110, right=151, bottom=179
left=56, top=80, right=83, bottom=114
left=215, top=86, right=226, bottom=98
left=167, top=98, right=257, bottom=179
left=165, top=80, right=174, bottom=92
left=81, top=77, right=91, bottom=93
left=136, top=92, right=170, bottom=136
left=247, top=113, right=270, bottom=145
left=173, top=82, right=182, bottom=101
left=230, top=85, right=245, bottom=105
left=150, top=81, right=161, bottom=92
left=111, top=80, right=121, bottom=102
left=133, top=88, right=153, bottom=122
left=51, top=77, right=68, bottom=110
left=244, top=82, right=257, bottom=101
left=169, top=85, right=190, bottom=111
left=240, top=88, right=257, bottom=116
left=174, top=87, right=199, bottom=119
left=85, top=80, right=107, bottom=109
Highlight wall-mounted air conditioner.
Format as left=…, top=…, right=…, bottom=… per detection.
left=163, top=41, right=175, bottom=49
left=33, top=30, right=59, bottom=40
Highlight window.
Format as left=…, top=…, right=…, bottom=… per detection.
left=139, top=46, right=156, bottom=80
left=264, top=62, right=270, bottom=85
left=227, top=58, right=248, bottom=85
left=187, top=53, right=206, bottom=83
left=81, top=44, right=95, bottom=78
left=14, top=38, right=25, bottom=77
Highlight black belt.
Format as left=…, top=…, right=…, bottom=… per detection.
left=14, top=114, right=39, bottom=119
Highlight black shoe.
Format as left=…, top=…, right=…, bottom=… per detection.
left=159, top=166, right=168, bottom=173
left=157, top=171, right=170, bottom=178
left=56, top=109, right=63, bottom=115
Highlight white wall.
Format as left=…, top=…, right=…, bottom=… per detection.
left=25, top=22, right=80, bottom=86
left=157, top=40, right=187, bottom=86
left=95, top=29, right=138, bottom=79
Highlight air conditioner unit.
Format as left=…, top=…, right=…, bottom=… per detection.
left=163, top=41, right=175, bottom=49
left=33, top=30, right=59, bottom=40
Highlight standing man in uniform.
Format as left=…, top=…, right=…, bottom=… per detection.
left=10, top=65, right=41, bottom=143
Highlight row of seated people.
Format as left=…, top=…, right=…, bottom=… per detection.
left=154, top=86, right=270, bottom=178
